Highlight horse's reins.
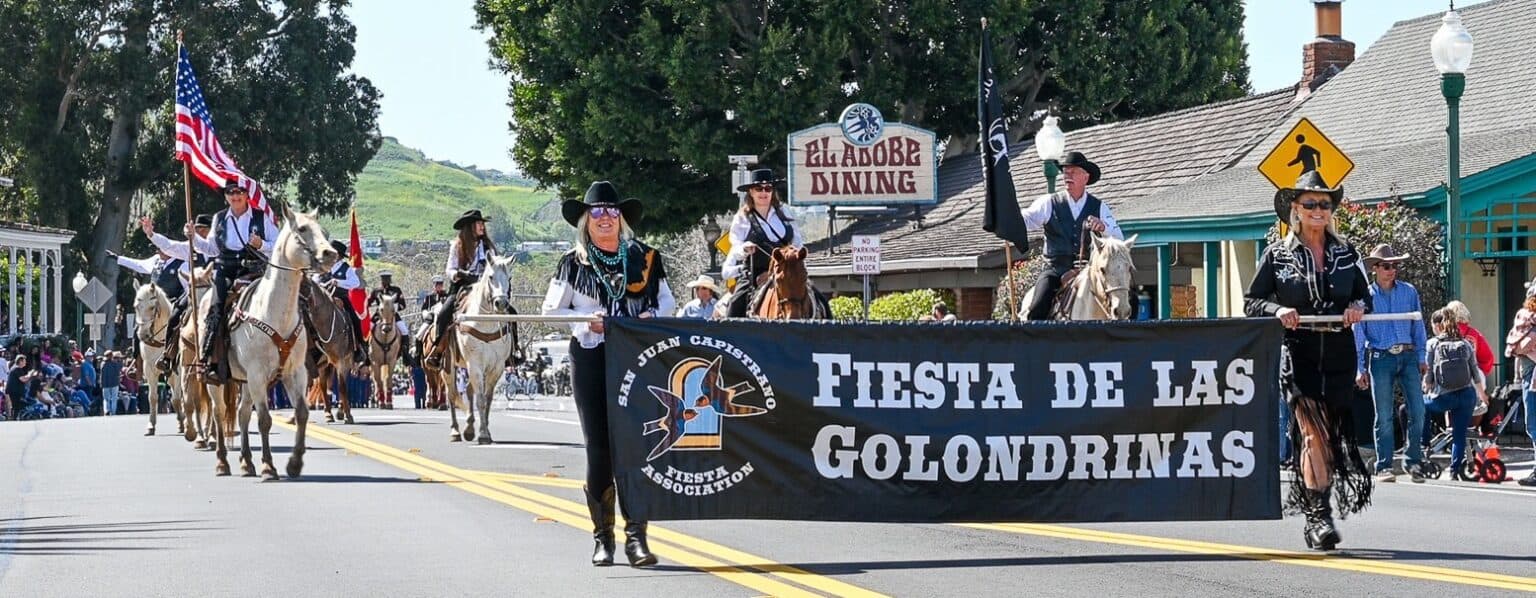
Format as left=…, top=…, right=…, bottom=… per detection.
left=227, top=221, right=326, bottom=385
left=137, top=292, right=169, bottom=349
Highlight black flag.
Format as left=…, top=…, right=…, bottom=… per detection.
left=979, top=23, right=1030, bottom=255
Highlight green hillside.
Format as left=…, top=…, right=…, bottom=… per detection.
left=324, top=137, right=561, bottom=243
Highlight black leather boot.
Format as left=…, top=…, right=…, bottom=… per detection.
left=200, top=312, right=224, bottom=383
left=1302, top=488, right=1340, bottom=551
left=585, top=486, right=616, bottom=566
left=624, top=520, right=657, bottom=567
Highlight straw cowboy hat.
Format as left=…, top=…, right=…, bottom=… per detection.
left=1273, top=171, right=1344, bottom=222
left=562, top=181, right=643, bottom=227
left=1362, top=244, right=1410, bottom=267
left=684, top=274, right=721, bottom=294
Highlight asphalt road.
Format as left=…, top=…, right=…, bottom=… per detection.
left=2, top=396, right=1533, bottom=597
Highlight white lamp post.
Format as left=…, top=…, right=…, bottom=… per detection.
left=1034, top=116, right=1067, bottom=193
left=1431, top=5, right=1473, bottom=299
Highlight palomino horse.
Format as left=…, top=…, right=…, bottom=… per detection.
left=131, top=282, right=178, bottom=437
left=367, top=291, right=404, bottom=410
left=1021, top=234, right=1139, bottom=321
left=441, top=256, right=519, bottom=444
left=299, top=278, right=359, bottom=424
left=211, top=210, right=337, bottom=480
left=178, top=286, right=219, bottom=449
left=750, top=246, right=829, bottom=320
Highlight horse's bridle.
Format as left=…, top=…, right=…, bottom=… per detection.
left=137, top=291, right=169, bottom=349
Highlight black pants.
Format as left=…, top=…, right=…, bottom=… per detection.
left=162, top=294, right=189, bottom=349
left=433, top=279, right=473, bottom=340
left=202, top=262, right=247, bottom=359
left=1026, top=265, right=1069, bottom=320
left=570, top=339, right=636, bottom=522
left=331, top=290, right=366, bottom=351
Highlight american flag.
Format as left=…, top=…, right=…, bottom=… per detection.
left=175, top=45, right=265, bottom=210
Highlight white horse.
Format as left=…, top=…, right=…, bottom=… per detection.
left=131, top=282, right=177, bottom=436
left=443, top=256, right=517, bottom=444
left=1021, top=234, right=1138, bottom=321
left=210, top=209, right=337, bottom=480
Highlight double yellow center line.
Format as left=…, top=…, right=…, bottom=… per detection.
left=277, top=420, right=887, bottom=598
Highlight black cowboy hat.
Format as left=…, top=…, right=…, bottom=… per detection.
left=221, top=179, right=246, bottom=195
left=562, top=181, right=643, bottom=227
left=1058, top=151, right=1101, bottom=186
left=1272, top=170, right=1344, bottom=222
left=194, top=214, right=213, bottom=228
left=329, top=240, right=349, bottom=257
left=453, top=209, right=491, bottom=231
left=735, top=168, right=785, bottom=192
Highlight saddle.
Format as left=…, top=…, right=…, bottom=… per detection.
left=205, top=277, right=260, bottom=382
left=1047, top=266, right=1084, bottom=321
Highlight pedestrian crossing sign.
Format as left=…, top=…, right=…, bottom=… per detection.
left=1257, top=117, right=1354, bottom=190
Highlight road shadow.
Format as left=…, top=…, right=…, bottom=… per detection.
left=0, top=518, right=214, bottom=556
left=680, top=549, right=1536, bottom=574
left=285, top=474, right=429, bottom=484
left=266, top=445, right=339, bottom=454
left=342, top=421, right=425, bottom=426
left=473, top=440, right=584, bottom=448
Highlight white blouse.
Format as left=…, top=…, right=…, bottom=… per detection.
left=721, top=209, right=803, bottom=280
left=542, top=271, right=676, bottom=349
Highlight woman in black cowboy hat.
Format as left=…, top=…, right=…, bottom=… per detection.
left=542, top=181, right=673, bottom=567
left=1245, top=170, right=1372, bottom=551
left=311, top=239, right=369, bottom=366
left=721, top=168, right=826, bottom=317
left=423, top=209, right=499, bottom=367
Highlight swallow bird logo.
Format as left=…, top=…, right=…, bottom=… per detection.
left=642, top=356, right=767, bottom=461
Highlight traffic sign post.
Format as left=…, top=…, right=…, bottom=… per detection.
left=1257, top=117, right=1355, bottom=190
left=851, top=235, right=881, bottom=320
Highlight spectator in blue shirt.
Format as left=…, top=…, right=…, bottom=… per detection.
left=99, top=352, right=124, bottom=416
left=1352, top=244, right=1428, bottom=482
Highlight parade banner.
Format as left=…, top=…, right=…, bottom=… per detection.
left=606, top=318, right=1283, bottom=523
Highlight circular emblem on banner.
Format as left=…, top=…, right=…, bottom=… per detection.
left=618, top=334, right=777, bottom=496
left=839, top=103, right=885, bottom=146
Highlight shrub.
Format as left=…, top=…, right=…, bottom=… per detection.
left=828, top=295, right=865, bottom=321
left=993, top=247, right=1048, bottom=320
left=868, top=289, right=944, bottom=321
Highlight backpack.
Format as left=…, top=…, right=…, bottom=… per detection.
left=1431, top=338, right=1475, bottom=392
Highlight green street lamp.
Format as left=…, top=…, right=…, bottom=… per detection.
left=1034, top=116, right=1066, bottom=193
left=1432, top=4, right=1473, bottom=299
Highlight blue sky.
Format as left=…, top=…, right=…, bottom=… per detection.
left=347, top=0, right=1462, bottom=174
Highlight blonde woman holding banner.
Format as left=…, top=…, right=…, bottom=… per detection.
left=1245, top=171, right=1373, bottom=552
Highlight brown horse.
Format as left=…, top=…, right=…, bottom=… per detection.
left=751, top=246, right=829, bottom=320
left=367, top=291, right=404, bottom=410
left=299, top=278, right=359, bottom=424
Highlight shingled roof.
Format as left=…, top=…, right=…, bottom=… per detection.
left=1133, top=0, right=1536, bottom=223
left=806, top=84, right=1299, bottom=275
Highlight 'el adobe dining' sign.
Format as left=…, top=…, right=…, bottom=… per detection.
left=787, top=103, right=939, bottom=206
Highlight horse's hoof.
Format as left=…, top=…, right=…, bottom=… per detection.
left=449, top=432, right=462, bottom=443
left=240, top=462, right=257, bottom=478
left=185, top=428, right=197, bottom=442
left=194, top=439, right=208, bottom=450
left=463, top=428, right=476, bottom=442
left=325, top=414, right=336, bottom=423
left=286, top=460, right=304, bottom=479
left=344, top=416, right=355, bottom=425
left=145, top=428, right=155, bottom=436
left=260, top=464, right=279, bottom=481
left=476, top=435, right=492, bottom=446
left=215, top=462, right=231, bottom=477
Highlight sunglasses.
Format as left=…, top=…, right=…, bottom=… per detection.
left=588, top=205, right=621, bottom=219
left=1375, top=263, right=1398, bottom=271
left=1296, top=200, right=1333, bottom=211
left=749, top=184, right=775, bottom=192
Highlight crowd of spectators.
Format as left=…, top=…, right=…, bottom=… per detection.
left=1, top=337, right=157, bottom=421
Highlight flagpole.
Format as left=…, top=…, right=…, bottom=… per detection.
left=178, top=30, right=202, bottom=362
left=981, top=17, right=1020, bottom=322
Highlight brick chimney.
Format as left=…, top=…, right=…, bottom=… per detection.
left=1300, top=1, right=1355, bottom=93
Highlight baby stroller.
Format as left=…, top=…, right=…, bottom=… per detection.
left=1418, top=388, right=1515, bottom=483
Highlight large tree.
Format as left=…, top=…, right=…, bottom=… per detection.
left=0, top=0, right=381, bottom=347
left=475, top=0, right=1249, bottom=234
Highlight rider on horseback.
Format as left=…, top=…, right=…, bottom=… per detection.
left=192, top=181, right=279, bottom=383
left=367, top=270, right=410, bottom=339
left=423, top=209, right=497, bottom=369
left=722, top=168, right=821, bottom=317
left=310, top=239, right=370, bottom=366
left=133, top=214, right=211, bottom=371
left=1020, top=151, right=1125, bottom=321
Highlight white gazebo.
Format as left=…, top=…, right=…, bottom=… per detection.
left=1, top=221, right=75, bottom=336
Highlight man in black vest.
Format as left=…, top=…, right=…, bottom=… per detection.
left=1020, top=151, right=1125, bottom=320
left=132, top=214, right=213, bottom=370
left=367, top=271, right=408, bottom=333
left=313, top=240, right=370, bottom=366
left=190, top=181, right=279, bottom=382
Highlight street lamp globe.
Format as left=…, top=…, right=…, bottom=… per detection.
left=72, top=271, right=87, bottom=294
left=1430, top=8, right=1474, bottom=74
left=1033, top=116, right=1066, bottom=162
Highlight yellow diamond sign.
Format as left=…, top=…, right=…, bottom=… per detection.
left=1257, top=117, right=1354, bottom=190
left=714, top=231, right=732, bottom=257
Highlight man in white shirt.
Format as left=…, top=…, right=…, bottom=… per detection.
left=135, top=214, right=211, bottom=370
left=313, top=240, right=369, bottom=365
left=190, top=181, right=280, bottom=382
left=1018, top=151, right=1124, bottom=320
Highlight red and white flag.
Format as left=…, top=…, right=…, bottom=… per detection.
left=174, top=44, right=266, bottom=210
